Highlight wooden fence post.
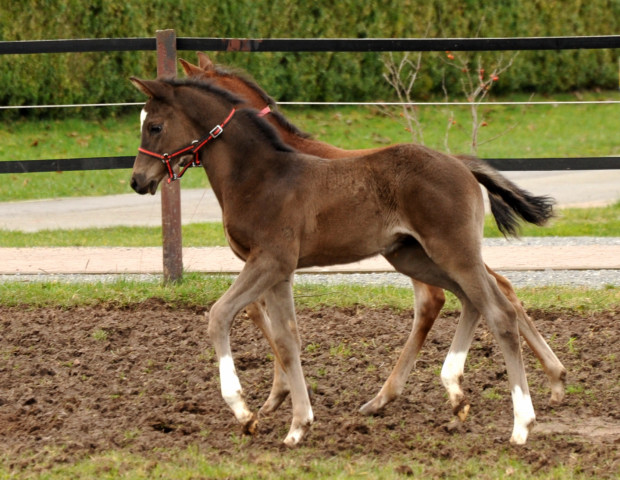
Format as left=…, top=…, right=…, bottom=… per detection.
left=156, top=29, right=183, bottom=283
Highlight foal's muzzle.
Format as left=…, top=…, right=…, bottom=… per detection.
left=130, top=174, right=159, bottom=195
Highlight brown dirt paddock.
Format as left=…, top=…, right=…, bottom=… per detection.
left=1, top=302, right=618, bottom=477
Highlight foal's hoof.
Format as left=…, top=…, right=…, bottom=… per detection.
left=452, top=398, right=471, bottom=422
left=283, top=424, right=310, bottom=447
left=242, top=414, right=259, bottom=436
left=359, top=396, right=386, bottom=416
left=548, top=393, right=564, bottom=408
left=509, top=419, right=536, bottom=445
left=549, top=380, right=566, bottom=406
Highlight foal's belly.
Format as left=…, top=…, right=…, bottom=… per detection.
left=296, top=230, right=404, bottom=269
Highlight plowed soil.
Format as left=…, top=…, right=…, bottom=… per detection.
left=1, top=302, right=618, bottom=477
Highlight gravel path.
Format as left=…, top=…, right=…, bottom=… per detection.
left=2, top=237, right=618, bottom=288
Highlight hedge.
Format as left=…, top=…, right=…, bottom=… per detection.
left=0, top=0, right=618, bottom=117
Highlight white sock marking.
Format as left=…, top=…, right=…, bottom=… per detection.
left=441, top=350, right=468, bottom=400
left=219, top=355, right=252, bottom=423
left=511, top=385, right=535, bottom=444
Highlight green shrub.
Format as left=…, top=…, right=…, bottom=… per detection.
left=0, top=0, right=618, bottom=117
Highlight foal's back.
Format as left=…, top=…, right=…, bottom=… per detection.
left=250, top=142, right=484, bottom=268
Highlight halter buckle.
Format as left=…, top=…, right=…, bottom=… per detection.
left=210, top=125, right=224, bottom=138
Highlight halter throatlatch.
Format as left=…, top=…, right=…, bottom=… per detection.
left=138, top=108, right=236, bottom=183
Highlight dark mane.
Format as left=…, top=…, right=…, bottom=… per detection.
left=212, top=64, right=313, bottom=140
left=164, top=78, right=295, bottom=153
left=164, top=77, right=244, bottom=106
left=236, top=109, right=297, bottom=153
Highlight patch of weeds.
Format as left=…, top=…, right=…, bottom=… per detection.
left=482, top=387, right=503, bottom=401
left=305, top=342, right=321, bottom=353
left=308, top=379, right=319, bottom=393
left=566, top=336, right=579, bottom=355
left=229, top=432, right=251, bottom=447
left=144, top=359, right=155, bottom=374
left=91, top=328, right=108, bottom=341
left=329, top=342, right=352, bottom=358
left=566, top=383, right=585, bottom=395
left=123, top=429, right=141, bottom=442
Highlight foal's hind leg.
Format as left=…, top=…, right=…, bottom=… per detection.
left=379, top=243, right=480, bottom=421
left=360, top=281, right=445, bottom=415
left=448, top=262, right=536, bottom=444
left=384, top=242, right=535, bottom=443
left=490, top=270, right=567, bottom=405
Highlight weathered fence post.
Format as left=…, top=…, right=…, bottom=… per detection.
left=156, top=29, right=183, bottom=283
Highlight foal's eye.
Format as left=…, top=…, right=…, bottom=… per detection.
left=149, top=124, right=163, bottom=135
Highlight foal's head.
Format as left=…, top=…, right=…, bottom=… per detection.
left=129, top=77, right=240, bottom=195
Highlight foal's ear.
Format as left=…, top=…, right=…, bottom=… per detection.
left=130, top=77, right=172, bottom=100
left=179, top=58, right=203, bottom=77
left=197, top=51, right=214, bottom=71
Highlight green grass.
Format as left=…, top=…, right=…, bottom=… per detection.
left=0, top=273, right=617, bottom=312
left=0, top=90, right=618, bottom=202
left=0, top=201, right=618, bottom=247
left=483, top=201, right=620, bottom=237
left=0, top=222, right=228, bottom=247
left=0, top=445, right=598, bottom=480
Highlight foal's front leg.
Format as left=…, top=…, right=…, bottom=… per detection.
left=207, top=257, right=291, bottom=436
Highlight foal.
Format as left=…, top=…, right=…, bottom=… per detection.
left=131, top=77, right=547, bottom=446
left=180, top=54, right=566, bottom=418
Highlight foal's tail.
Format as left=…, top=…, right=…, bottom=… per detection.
left=457, top=155, right=555, bottom=237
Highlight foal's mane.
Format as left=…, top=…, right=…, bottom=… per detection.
left=210, top=64, right=312, bottom=140
left=165, top=78, right=295, bottom=153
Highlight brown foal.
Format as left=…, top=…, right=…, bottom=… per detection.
left=131, top=76, right=559, bottom=446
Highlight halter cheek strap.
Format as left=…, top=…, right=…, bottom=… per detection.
left=138, top=108, right=236, bottom=183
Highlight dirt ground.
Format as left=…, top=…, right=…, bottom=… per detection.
left=1, top=302, right=618, bottom=477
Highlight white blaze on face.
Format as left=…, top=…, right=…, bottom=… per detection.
left=140, top=108, right=147, bottom=131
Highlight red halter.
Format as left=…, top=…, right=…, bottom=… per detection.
left=137, top=108, right=236, bottom=183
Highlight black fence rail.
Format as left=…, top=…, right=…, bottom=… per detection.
left=2, top=156, right=619, bottom=175
left=2, top=35, right=620, bottom=55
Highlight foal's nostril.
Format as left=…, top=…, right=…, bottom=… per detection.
left=130, top=177, right=139, bottom=192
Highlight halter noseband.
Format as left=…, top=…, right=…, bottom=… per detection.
left=137, top=108, right=236, bottom=183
